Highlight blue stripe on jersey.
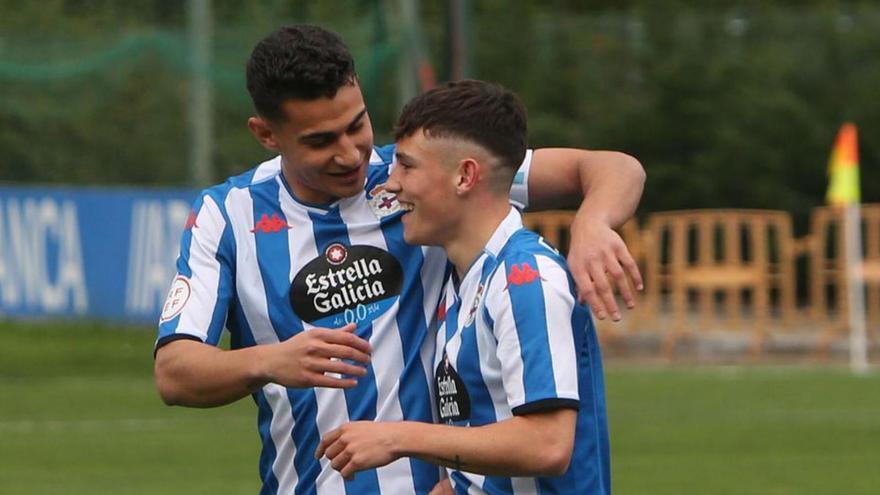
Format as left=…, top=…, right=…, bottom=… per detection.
left=255, top=390, right=281, bottom=495
left=250, top=181, right=294, bottom=337
left=251, top=182, right=328, bottom=495
left=450, top=471, right=472, bottom=494
left=458, top=257, right=514, bottom=495
left=308, top=207, right=382, bottom=495
left=204, top=221, right=235, bottom=345
left=175, top=193, right=202, bottom=279
left=378, top=212, right=440, bottom=492
left=287, top=387, right=321, bottom=495
left=502, top=251, right=558, bottom=405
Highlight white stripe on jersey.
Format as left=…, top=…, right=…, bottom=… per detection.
left=473, top=305, right=510, bottom=423
left=312, top=386, right=349, bottom=495
left=225, top=187, right=278, bottom=345
left=484, top=267, right=528, bottom=410
left=338, top=196, right=415, bottom=492
left=264, top=383, right=300, bottom=492
left=177, top=194, right=225, bottom=340
left=252, top=156, right=281, bottom=183
left=535, top=256, right=579, bottom=400
left=420, top=245, right=448, bottom=410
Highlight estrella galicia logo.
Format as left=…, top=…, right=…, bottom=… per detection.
left=290, top=244, right=403, bottom=327
left=435, top=353, right=471, bottom=424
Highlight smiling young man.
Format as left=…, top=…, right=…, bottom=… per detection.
left=154, top=25, right=636, bottom=495
left=317, top=79, right=610, bottom=494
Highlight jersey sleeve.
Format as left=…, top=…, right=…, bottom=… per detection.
left=484, top=249, right=580, bottom=415
left=507, top=149, right=533, bottom=211
left=155, top=190, right=235, bottom=352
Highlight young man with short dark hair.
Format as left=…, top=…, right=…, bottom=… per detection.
left=318, top=79, right=610, bottom=494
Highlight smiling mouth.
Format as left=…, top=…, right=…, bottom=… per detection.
left=329, top=168, right=360, bottom=178
left=398, top=201, right=414, bottom=212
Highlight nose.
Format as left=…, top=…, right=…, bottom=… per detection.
left=334, top=134, right=361, bottom=167
left=386, top=164, right=402, bottom=193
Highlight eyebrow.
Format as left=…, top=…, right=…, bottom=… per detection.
left=299, top=108, right=368, bottom=143
left=394, top=151, right=415, bottom=165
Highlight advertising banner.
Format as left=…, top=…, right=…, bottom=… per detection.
left=0, top=186, right=197, bottom=322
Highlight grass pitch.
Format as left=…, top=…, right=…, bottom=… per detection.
left=1, top=321, right=878, bottom=494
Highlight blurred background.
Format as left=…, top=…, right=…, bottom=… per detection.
left=1, top=1, right=878, bottom=494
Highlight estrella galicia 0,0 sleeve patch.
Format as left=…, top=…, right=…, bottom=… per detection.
left=435, top=352, right=471, bottom=424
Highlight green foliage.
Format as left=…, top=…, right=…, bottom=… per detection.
left=1, top=1, right=878, bottom=229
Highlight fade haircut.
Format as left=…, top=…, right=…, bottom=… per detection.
left=246, top=25, right=357, bottom=122
left=394, top=80, right=527, bottom=192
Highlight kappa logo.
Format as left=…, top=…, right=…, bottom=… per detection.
left=251, top=213, right=291, bottom=234
left=506, top=263, right=542, bottom=288
left=325, top=243, right=348, bottom=265
left=184, top=210, right=198, bottom=230
left=367, top=184, right=402, bottom=218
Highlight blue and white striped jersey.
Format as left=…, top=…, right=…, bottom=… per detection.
left=434, top=208, right=610, bottom=495
left=156, top=145, right=533, bottom=495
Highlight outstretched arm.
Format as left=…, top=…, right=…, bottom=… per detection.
left=155, top=323, right=371, bottom=407
left=527, top=148, right=646, bottom=320
left=316, top=409, right=576, bottom=479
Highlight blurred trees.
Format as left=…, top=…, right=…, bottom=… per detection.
left=0, top=1, right=878, bottom=230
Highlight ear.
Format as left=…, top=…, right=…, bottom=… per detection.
left=455, top=158, right=481, bottom=195
left=247, top=116, right=281, bottom=152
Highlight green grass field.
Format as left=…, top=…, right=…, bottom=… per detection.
left=1, top=322, right=878, bottom=494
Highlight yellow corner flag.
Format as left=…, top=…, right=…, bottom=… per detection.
left=826, top=122, right=861, bottom=205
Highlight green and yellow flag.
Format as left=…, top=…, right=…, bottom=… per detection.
left=826, top=123, right=861, bottom=206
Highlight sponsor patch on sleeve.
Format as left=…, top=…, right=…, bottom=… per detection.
left=160, top=275, right=191, bottom=322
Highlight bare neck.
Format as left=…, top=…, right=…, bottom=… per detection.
left=444, top=197, right=512, bottom=278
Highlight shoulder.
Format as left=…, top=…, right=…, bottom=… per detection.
left=198, top=156, right=282, bottom=210
left=365, top=144, right=397, bottom=191
left=488, top=229, right=573, bottom=294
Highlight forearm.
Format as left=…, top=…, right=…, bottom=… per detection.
left=527, top=148, right=645, bottom=228
left=574, top=150, right=644, bottom=229
left=397, top=411, right=575, bottom=477
left=154, top=339, right=269, bottom=408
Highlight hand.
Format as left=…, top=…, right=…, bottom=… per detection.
left=429, top=478, right=455, bottom=495
left=567, top=214, right=643, bottom=321
left=315, top=421, right=403, bottom=479
left=264, top=323, right=371, bottom=388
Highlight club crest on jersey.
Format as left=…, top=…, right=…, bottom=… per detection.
left=465, top=284, right=484, bottom=326
left=290, top=244, right=404, bottom=328
left=367, top=184, right=402, bottom=218
left=160, top=276, right=191, bottom=322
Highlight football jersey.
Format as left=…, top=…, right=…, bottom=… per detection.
left=156, top=145, right=533, bottom=495
left=434, top=208, right=610, bottom=495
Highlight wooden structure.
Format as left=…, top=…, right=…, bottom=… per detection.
left=522, top=206, right=878, bottom=359
left=642, top=210, right=799, bottom=356
left=805, top=204, right=880, bottom=348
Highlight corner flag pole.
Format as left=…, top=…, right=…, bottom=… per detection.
left=826, top=123, right=868, bottom=374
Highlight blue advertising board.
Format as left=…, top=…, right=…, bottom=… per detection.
left=0, top=186, right=198, bottom=322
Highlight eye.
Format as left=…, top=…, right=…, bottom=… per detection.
left=305, top=138, right=333, bottom=149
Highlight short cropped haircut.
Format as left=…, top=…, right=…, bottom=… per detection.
left=246, top=25, right=357, bottom=122
left=394, top=80, right=528, bottom=189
